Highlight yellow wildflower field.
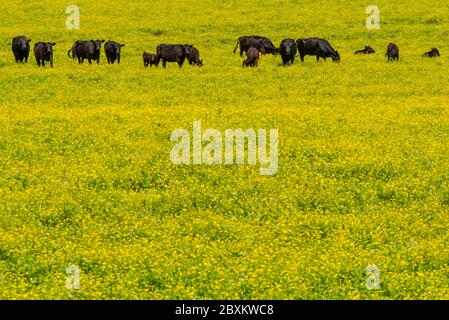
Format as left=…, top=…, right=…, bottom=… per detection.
left=1, top=0, right=449, bottom=299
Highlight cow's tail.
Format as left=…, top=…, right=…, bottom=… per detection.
left=233, top=39, right=240, bottom=54
left=67, top=48, right=73, bottom=59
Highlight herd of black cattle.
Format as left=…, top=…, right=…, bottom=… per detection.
left=11, top=35, right=441, bottom=68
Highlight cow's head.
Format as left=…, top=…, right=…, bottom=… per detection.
left=91, top=39, right=105, bottom=52
left=45, top=42, right=56, bottom=55
left=365, top=46, right=375, bottom=54
left=281, top=42, right=294, bottom=55
left=110, top=42, right=125, bottom=55
left=332, top=51, right=341, bottom=62
left=263, top=39, right=278, bottom=55
left=17, top=38, right=31, bottom=51
left=432, top=48, right=440, bottom=56
left=183, top=44, right=193, bottom=57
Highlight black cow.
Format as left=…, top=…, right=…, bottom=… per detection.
left=233, top=36, right=278, bottom=57
left=156, top=44, right=192, bottom=68
left=104, top=40, right=125, bottom=64
left=243, top=47, right=260, bottom=67
left=423, top=48, right=440, bottom=58
left=187, top=47, right=203, bottom=66
left=143, top=52, right=160, bottom=67
left=385, top=43, right=399, bottom=61
left=34, top=42, right=56, bottom=67
left=68, top=40, right=105, bottom=64
left=354, top=45, right=375, bottom=55
left=296, top=38, right=340, bottom=62
left=12, top=36, right=32, bottom=63
left=279, top=38, right=297, bottom=66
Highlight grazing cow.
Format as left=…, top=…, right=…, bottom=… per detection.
left=354, top=45, right=375, bottom=55
left=385, top=43, right=399, bottom=61
left=296, top=38, right=340, bottom=62
left=143, top=52, right=160, bottom=67
left=279, top=38, right=297, bottom=66
left=34, top=42, right=56, bottom=67
left=68, top=39, right=105, bottom=64
left=12, top=36, right=32, bottom=63
left=242, top=47, right=260, bottom=67
left=104, top=40, right=125, bottom=64
left=423, top=48, right=440, bottom=58
left=233, top=36, right=278, bottom=57
left=187, top=47, right=203, bottom=66
left=156, top=44, right=192, bottom=68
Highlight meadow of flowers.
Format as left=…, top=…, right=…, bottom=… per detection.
left=1, top=0, right=449, bottom=299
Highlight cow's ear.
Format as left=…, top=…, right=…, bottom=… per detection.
left=120, top=44, right=125, bottom=47
left=52, top=43, right=56, bottom=46
left=90, top=39, right=94, bottom=42
left=101, top=40, right=105, bottom=43
left=27, top=39, right=32, bottom=43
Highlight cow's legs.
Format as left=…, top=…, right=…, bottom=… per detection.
left=41, top=59, right=45, bottom=67
left=178, top=57, right=185, bottom=68
left=88, top=58, right=92, bottom=64
left=36, top=58, right=41, bottom=66
left=162, top=60, right=167, bottom=68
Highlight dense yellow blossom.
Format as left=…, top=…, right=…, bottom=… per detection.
left=1, top=0, right=449, bottom=299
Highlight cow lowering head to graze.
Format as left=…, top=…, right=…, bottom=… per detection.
left=187, top=47, right=203, bottom=67
left=279, top=38, right=297, bottom=66
left=12, top=36, right=32, bottom=63
left=242, top=47, right=260, bottom=67
left=68, top=39, right=105, bottom=64
left=385, top=43, right=399, bottom=61
left=296, top=38, right=340, bottom=63
left=354, top=45, right=375, bottom=55
left=156, top=44, right=192, bottom=68
left=34, top=42, right=56, bottom=68
left=233, top=36, right=278, bottom=57
left=143, top=52, right=160, bottom=67
left=104, top=41, right=125, bottom=64
left=423, top=48, right=440, bottom=58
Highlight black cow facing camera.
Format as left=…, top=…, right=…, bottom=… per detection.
left=279, top=38, right=297, bottom=66
left=34, top=42, right=56, bottom=67
left=105, top=40, right=125, bottom=64
left=12, top=36, right=32, bottom=63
